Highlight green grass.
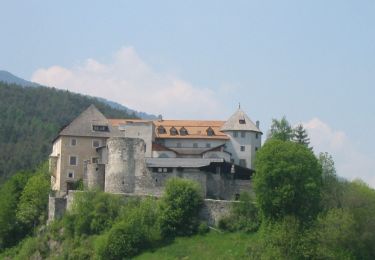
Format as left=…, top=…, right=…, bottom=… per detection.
left=135, top=231, right=257, bottom=260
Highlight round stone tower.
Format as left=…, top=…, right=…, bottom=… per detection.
left=105, top=137, right=146, bottom=193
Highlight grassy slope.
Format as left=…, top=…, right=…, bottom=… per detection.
left=135, top=231, right=256, bottom=260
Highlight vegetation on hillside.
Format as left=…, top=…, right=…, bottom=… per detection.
left=0, top=82, right=136, bottom=183
left=0, top=178, right=204, bottom=259
left=1, top=108, right=374, bottom=259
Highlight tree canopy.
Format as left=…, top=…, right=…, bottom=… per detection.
left=268, top=116, right=293, bottom=141
left=254, top=139, right=322, bottom=222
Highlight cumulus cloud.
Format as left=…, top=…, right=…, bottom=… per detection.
left=31, top=46, right=221, bottom=119
left=304, top=118, right=375, bottom=187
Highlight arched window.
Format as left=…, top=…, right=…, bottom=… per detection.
left=206, top=127, right=215, bottom=136
left=157, top=126, right=166, bottom=134
left=179, top=127, right=188, bottom=136
left=170, top=127, right=178, bottom=135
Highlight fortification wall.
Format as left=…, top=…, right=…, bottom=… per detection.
left=50, top=190, right=234, bottom=226
left=48, top=195, right=67, bottom=223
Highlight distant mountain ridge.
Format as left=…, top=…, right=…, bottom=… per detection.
left=0, top=70, right=157, bottom=120
left=0, top=70, right=40, bottom=87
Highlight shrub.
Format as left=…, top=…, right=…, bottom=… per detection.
left=95, top=198, right=160, bottom=259
left=64, top=191, right=124, bottom=237
left=197, top=222, right=209, bottom=235
left=159, top=178, right=203, bottom=238
left=218, top=192, right=259, bottom=232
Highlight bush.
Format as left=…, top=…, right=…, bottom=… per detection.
left=159, top=178, right=203, bottom=238
left=247, top=216, right=309, bottom=259
left=64, top=191, right=124, bottom=237
left=95, top=198, right=160, bottom=259
left=218, top=192, right=259, bottom=232
left=197, top=222, right=209, bottom=235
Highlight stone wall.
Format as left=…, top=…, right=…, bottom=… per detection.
left=50, top=190, right=234, bottom=226
left=48, top=195, right=67, bottom=223
left=85, top=163, right=105, bottom=191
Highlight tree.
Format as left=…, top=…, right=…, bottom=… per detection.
left=293, top=124, right=311, bottom=148
left=16, top=164, right=50, bottom=229
left=159, top=178, right=203, bottom=237
left=268, top=116, right=293, bottom=141
left=254, top=139, right=322, bottom=222
left=319, top=152, right=345, bottom=210
left=0, top=171, right=30, bottom=250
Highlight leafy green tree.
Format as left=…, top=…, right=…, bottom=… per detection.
left=319, top=152, right=345, bottom=210
left=0, top=172, right=30, bottom=250
left=16, top=164, right=50, bottom=229
left=159, top=178, right=203, bottom=237
left=341, top=180, right=375, bottom=259
left=254, top=139, right=322, bottom=222
left=293, top=124, right=311, bottom=148
left=268, top=116, right=293, bottom=141
left=309, top=208, right=356, bottom=259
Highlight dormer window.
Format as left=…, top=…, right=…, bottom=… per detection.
left=157, top=126, right=166, bottom=134
left=170, top=127, right=178, bottom=136
left=180, top=127, right=188, bottom=136
left=206, top=127, right=215, bottom=136
left=93, top=125, right=109, bottom=132
left=239, top=119, right=246, bottom=124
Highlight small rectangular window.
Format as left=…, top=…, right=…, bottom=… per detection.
left=69, top=156, right=77, bottom=166
left=241, top=132, right=246, bottom=138
left=255, top=147, right=259, bottom=152
left=233, top=131, right=238, bottom=137
left=93, top=125, right=109, bottom=132
left=92, top=157, right=98, bottom=163
left=70, top=138, right=77, bottom=146
left=239, top=119, right=246, bottom=124
left=67, top=171, right=74, bottom=178
left=93, top=140, right=101, bottom=148
left=256, top=133, right=259, bottom=139
left=240, top=146, right=245, bottom=151
left=158, top=168, right=163, bottom=173
left=163, top=168, right=168, bottom=173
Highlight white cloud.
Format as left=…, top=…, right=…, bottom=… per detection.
left=31, top=46, right=222, bottom=119
left=304, top=118, right=375, bottom=187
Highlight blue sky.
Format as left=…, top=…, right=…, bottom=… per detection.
left=1, top=1, right=374, bottom=186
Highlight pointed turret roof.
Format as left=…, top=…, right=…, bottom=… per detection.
left=221, top=108, right=262, bottom=133
left=59, top=104, right=121, bottom=138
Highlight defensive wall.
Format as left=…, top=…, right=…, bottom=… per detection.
left=48, top=191, right=234, bottom=226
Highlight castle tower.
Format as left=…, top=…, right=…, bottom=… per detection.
left=104, top=137, right=147, bottom=193
left=221, top=107, right=262, bottom=169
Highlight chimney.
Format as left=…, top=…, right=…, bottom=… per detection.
left=158, top=114, right=163, bottom=121
left=256, top=120, right=260, bottom=128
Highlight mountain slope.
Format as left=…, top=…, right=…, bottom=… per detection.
left=0, top=70, right=156, bottom=119
left=0, top=70, right=40, bottom=87
left=0, top=82, right=137, bottom=183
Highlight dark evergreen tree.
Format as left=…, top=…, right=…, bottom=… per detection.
left=293, top=124, right=311, bottom=149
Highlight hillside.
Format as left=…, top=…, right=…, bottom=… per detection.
left=0, top=82, right=137, bottom=182
left=0, top=70, right=40, bottom=87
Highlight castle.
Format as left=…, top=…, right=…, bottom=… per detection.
left=49, top=105, right=262, bottom=200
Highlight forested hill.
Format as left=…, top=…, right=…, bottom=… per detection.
left=0, top=82, right=137, bottom=183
